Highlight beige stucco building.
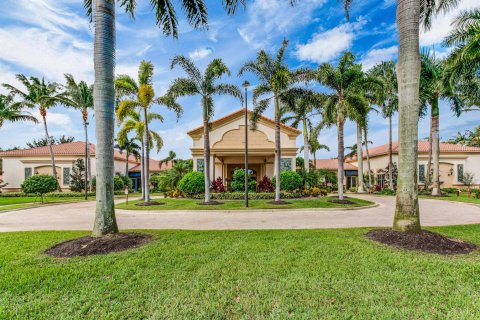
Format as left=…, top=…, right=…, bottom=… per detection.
left=187, top=108, right=301, bottom=184
left=0, top=141, right=167, bottom=192
left=347, top=140, right=480, bottom=188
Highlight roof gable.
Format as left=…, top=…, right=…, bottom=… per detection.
left=187, top=108, right=301, bottom=138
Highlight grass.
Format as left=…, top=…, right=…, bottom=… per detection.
left=0, top=196, right=93, bottom=212
left=116, top=196, right=374, bottom=210
left=1, top=225, right=480, bottom=319
left=419, top=193, right=480, bottom=204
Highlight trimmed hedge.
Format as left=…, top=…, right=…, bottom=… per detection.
left=0, top=191, right=125, bottom=197
left=272, top=171, right=303, bottom=191
left=178, top=171, right=205, bottom=196
left=189, top=191, right=303, bottom=200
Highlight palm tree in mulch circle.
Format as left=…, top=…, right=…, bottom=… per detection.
left=115, top=60, right=183, bottom=205
left=84, top=0, right=244, bottom=236
left=60, top=74, right=94, bottom=187
left=167, top=56, right=242, bottom=204
left=115, top=137, right=142, bottom=178
left=239, top=39, right=307, bottom=203
left=0, top=94, right=38, bottom=128
left=3, top=75, right=65, bottom=191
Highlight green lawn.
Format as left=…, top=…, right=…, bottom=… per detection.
left=420, top=193, right=480, bottom=204
left=116, top=196, right=374, bottom=210
left=1, top=226, right=480, bottom=318
left=0, top=196, right=93, bottom=212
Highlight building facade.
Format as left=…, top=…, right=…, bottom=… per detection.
left=187, top=108, right=301, bottom=185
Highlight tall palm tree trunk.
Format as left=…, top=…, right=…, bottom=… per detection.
left=274, top=96, right=281, bottom=202
left=303, top=118, right=310, bottom=173
left=92, top=0, right=118, bottom=236
left=393, top=0, right=422, bottom=232
left=425, top=116, right=433, bottom=189
left=202, top=99, right=211, bottom=203
left=431, top=97, right=440, bottom=195
left=143, top=109, right=151, bottom=203
left=140, top=140, right=145, bottom=199
left=388, top=115, right=394, bottom=190
left=125, top=150, right=129, bottom=177
left=337, top=116, right=345, bottom=200
left=356, top=123, right=365, bottom=193
left=364, top=127, right=372, bottom=188
left=40, top=108, right=61, bottom=192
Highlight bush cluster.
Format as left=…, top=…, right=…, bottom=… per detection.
left=0, top=191, right=126, bottom=198
left=189, top=191, right=303, bottom=200
left=211, top=177, right=226, bottom=193
left=257, top=176, right=274, bottom=192
left=272, top=171, right=303, bottom=191
left=178, top=171, right=205, bottom=195
left=442, top=187, right=459, bottom=194
left=377, top=188, right=396, bottom=196
left=230, top=169, right=256, bottom=192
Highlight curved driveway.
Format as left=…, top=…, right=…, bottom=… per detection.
left=0, top=195, right=479, bottom=232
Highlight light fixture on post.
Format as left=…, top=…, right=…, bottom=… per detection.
left=243, top=80, right=250, bottom=208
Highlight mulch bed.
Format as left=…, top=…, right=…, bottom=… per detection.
left=267, top=200, right=291, bottom=205
left=367, top=229, right=476, bottom=255
left=45, top=233, right=153, bottom=258
left=329, top=196, right=354, bottom=205
left=197, top=201, right=224, bottom=205
left=135, top=201, right=165, bottom=206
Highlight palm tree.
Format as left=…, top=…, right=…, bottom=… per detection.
left=420, top=50, right=463, bottom=196
left=443, top=9, right=480, bottom=107
left=310, top=52, right=371, bottom=200
left=115, top=137, right=141, bottom=177
left=160, top=150, right=176, bottom=169
left=3, top=75, right=64, bottom=191
left=85, top=0, right=243, bottom=236
left=370, top=61, right=397, bottom=190
left=168, top=56, right=242, bottom=204
left=60, top=74, right=94, bottom=188
left=0, top=94, right=38, bottom=128
left=116, top=60, right=182, bottom=204
left=239, top=39, right=305, bottom=202
left=392, top=0, right=459, bottom=232
left=280, top=88, right=324, bottom=173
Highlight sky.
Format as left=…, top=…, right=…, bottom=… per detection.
left=0, top=0, right=479, bottom=160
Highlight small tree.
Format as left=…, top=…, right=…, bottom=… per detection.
left=230, top=168, right=256, bottom=192
left=21, top=174, right=58, bottom=203
left=460, top=172, right=475, bottom=197
left=69, top=159, right=86, bottom=192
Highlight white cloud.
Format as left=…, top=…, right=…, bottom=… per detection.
left=420, top=0, right=478, bottom=46
left=189, top=47, right=213, bottom=61
left=0, top=27, right=93, bottom=83
left=360, top=46, right=398, bottom=70
left=136, top=45, right=152, bottom=57
left=296, top=19, right=366, bottom=64
left=238, top=0, right=327, bottom=48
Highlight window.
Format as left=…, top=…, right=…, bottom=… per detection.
left=419, top=164, right=425, bottom=182
left=280, top=158, right=292, bottom=172
left=457, top=164, right=464, bottom=182
left=63, top=167, right=70, bottom=186
left=24, top=167, right=32, bottom=179
left=196, top=159, right=204, bottom=173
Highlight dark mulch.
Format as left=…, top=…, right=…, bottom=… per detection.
left=267, top=200, right=291, bottom=205
left=367, top=229, right=476, bottom=255
left=197, top=201, right=224, bottom=205
left=135, top=201, right=165, bottom=206
left=45, top=233, right=153, bottom=258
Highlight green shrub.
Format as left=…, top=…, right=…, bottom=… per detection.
left=189, top=191, right=303, bottom=200
left=0, top=191, right=125, bottom=197
left=377, top=188, right=396, bottom=196
left=272, top=171, right=302, bottom=191
left=113, top=175, right=125, bottom=191
left=178, top=171, right=205, bottom=195
left=21, top=175, right=58, bottom=203
left=119, top=175, right=133, bottom=190
left=230, top=168, right=256, bottom=192
left=442, top=187, right=458, bottom=194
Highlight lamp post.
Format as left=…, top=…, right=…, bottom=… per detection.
left=243, top=81, right=250, bottom=208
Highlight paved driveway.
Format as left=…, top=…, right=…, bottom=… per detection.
left=0, top=195, right=479, bottom=232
